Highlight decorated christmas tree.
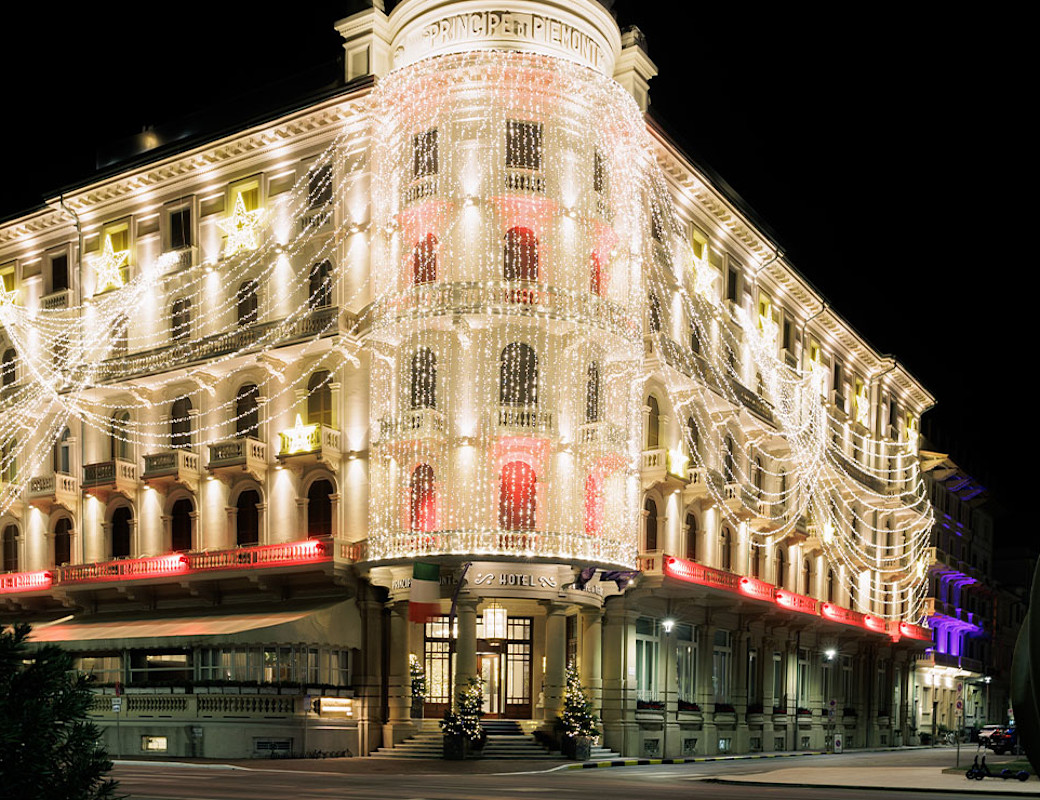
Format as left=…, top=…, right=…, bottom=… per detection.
left=440, top=676, right=484, bottom=743
left=560, top=663, right=600, bottom=739
left=409, top=654, right=427, bottom=703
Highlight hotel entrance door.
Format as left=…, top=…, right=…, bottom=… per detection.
left=478, top=653, right=502, bottom=716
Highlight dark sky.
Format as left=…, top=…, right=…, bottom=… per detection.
left=0, top=3, right=1026, bottom=534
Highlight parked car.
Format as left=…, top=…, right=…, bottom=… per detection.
left=979, top=724, right=1004, bottom=746
left=987, top=726, right=1019, bottom=755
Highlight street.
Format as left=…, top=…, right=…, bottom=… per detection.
left=112, top=747, right=1035, bottom=800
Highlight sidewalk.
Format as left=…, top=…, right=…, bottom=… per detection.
left=706, top=766, right=1040, bottom=796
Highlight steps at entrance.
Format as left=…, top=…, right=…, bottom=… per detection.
left=370, top=719, right=567, bottom=760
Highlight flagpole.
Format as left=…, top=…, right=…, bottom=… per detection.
left=447, top=562, right=472, bottom=711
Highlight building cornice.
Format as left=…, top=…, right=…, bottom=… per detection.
left=0, top=88, right=373, bottom=249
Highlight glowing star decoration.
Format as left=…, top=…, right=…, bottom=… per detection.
left=91, top=235, right=128, bottom=294
left=219, top=193, right=265, bottom=257
left=279, top=414, right=318, bottom=455
left=692, top=254, right=716, bottom=300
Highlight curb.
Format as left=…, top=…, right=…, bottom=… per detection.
left=703, top=777, right=1040, bottom=797
left=563, top=750, right=828, bottom=770
left=113, top=760, right=246, bottom=770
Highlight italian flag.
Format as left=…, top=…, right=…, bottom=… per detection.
left=408, top=562, right=440, bottom=623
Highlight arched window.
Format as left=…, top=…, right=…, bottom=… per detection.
left=54, top=427, right=72, bottom=475
left=307, top=479, right=334, bottom=538
left=1, top=348, right=15, bottom=389
left=412, top=234, right=437, bottom=285
left=112, top=411, right=131, bottom=461
left=646, top=396, right=660, bottom=449
left=648, top=292, right=663, bottom=333
left=753, top=457, right=764, bottom=495
left=499, top=461, right=536, bottom=531
left=724, top=435, right=736, bottom=482
left=111, top=506, right=132, bottom=559
left=54, top=518, right=73, bottom=566
left=503, top=227, right=538, bottom=282
left=585, top=362, right=599, bottom=423
left=589, top=252, right=602, bottom=296
left=2, top=525, right=18, bottom=572
left=1, top=438, right=17, bottom=484
left=171, top=397, right=193, bottom=450
left=309, top=260, right=333, bottom=308
left=687, top=416, right=699, bottom=459
left=410, top=348, right=437, bottom=410
left=721, top=527, right=733, bottom=571
left=171, top=498, right=193, bottom=552
left=171, top=298, right=191, bottom=342
left=499, top=343, right=537, bottom=406
left=307, top=371, right=332, bottom=427
left=583, top=473, right=603, bottom=536
left=849, top=578, right=858, bottom=611
left=827, top=569, right=835, bottom=603
left=235, top=384, right=260, bottom=438
left=643, top=498, right=658, bottom=551
left=685, top=513, right=697, bottom=561
left=751, top=545, right=762, bottom=578
left=775, top=546, right=786, bottom=589
left=803, top=559, right=812, bottom=595
left=409, top=464, right=436, bottom=532
left=236, top=489, right=261, bottom=546
left=237, top=280, right=258, bottom=325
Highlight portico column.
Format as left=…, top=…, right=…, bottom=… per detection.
left=580, top=607, right=603, bottom=705
left=454, top=598, right=478, bottom=700
left=542, top=602, right=568, bottom=721
left=383, top=601, right=416, bottom=745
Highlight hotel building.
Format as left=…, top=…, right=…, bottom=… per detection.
left=1, top=0, right=939, bottom=759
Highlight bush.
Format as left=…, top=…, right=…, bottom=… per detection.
left=0, top=623, right=119, bottom=800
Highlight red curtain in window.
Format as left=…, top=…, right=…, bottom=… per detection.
left=504, top=227, right=538, bottom=282
left=499, top=461, right=536, bottom=531
left=409, top=464, right=437, bottom=532
left=412, top=234, right=437, bottom=284
left=583, top=473, right=603, bottom=535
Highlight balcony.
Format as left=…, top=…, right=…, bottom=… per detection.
left=683, top=467, right=710, bottom=503
left=379, top=408, right=447, bottom=444
left=489, top=406, right=555, bottom=437
left=404, top=175, right=438, bottom=204
left=156, top=246, right=196, bottom=273
left=41, top=289, right=70, bottom=310
left=28, top=473, right=79, bottom=512
left=504, top=169, right=545, bottom=193
left=208, top=438, right=268, bottom=483
left=576, top=420, right=627, bottom=453
left=640, top=448, right=666, bottom=488
left=142, top=450, right=200, bottom=491
left=277, top=416, right=341, bottom=467
left=82, top=459, right=139, bottom=501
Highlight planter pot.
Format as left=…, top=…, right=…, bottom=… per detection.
left=443, top=735, right=467, bottom=760
left=572, top=736, right=593, bottom=761
left=194, top=686, right=210, bottom=694
left=241, top=687, right=259, bottom=695
left=260, top=687, right=278, bottom=695
left=224, top=687, right=240, bottom=695
left=171, top=687, right=186, bottom=695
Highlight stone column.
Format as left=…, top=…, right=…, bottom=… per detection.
left=542, top=602, right=568, bottom=721
left=734, top=629, right=750, bottom=753
left=383, top=601, right=416, bottom=745
left=357, top=595, right=384, bottom=756
left=454, top=598, right=478, bottom=699
left=601, top=604, right=639, bottom=756
left=580, top=607, right=603, bottom=705
left=762, top=636, right=776, bottom=751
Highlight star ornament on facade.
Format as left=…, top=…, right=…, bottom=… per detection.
left=219, top=193, right=265, bottom=257
left=692, top=255, right=716, bottom=300
left=91, top=235, right=128, bottom=294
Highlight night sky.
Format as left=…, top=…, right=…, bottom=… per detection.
left=0, top=3, right=1026, bottom=538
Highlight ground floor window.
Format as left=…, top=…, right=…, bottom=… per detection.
left=712, top=630, right=731, bottom=704
left=635, top=617, right=659, bottom=705
left=676, top=624, right=697, bottom=706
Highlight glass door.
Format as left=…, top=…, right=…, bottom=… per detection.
left=479, top=653, right=502, bottom=716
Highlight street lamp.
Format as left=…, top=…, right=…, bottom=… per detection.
left=662, top=618, right=675, bottom=758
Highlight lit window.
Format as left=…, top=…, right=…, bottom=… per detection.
left=413, top=129, right=438, bottom=178
left=141, top=736, right=168, bottom=752
left=506, top=120, right=542, bottom=171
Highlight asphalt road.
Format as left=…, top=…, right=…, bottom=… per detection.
left=112, top=747, right=1028, bottom=800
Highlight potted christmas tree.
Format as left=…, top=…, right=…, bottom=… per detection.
left=559, top=663, right=600, bottom=761
left=440, top=677, right=484, bottom=759
left=409, top=654, right=427, bottom=719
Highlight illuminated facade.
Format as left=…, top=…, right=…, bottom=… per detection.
left=0, top=0, right=938, bottom=758
left=911, top=452, right=1021, bottom=738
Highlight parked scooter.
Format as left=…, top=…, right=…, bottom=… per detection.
left=965, top=753, right=1029, bottom=782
